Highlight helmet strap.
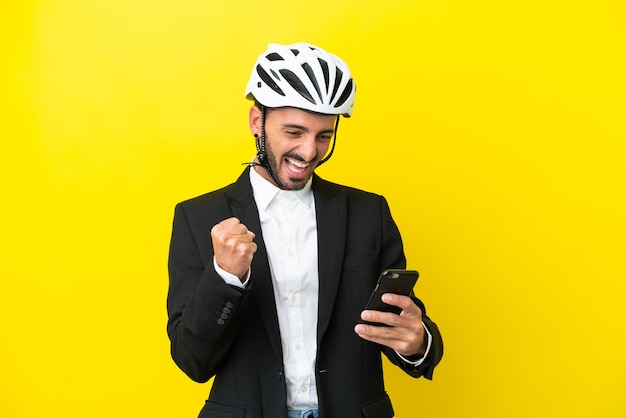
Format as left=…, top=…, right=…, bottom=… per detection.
left=255, top=105, right=285, bottom=188
left=316, top=116, right=340, bottom=167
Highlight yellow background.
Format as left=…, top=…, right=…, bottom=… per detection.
left=2, top=0, right=625, bottom=417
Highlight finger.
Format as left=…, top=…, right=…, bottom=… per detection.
left=223, top=235, right=257, bottom=254
left=241, top=230, right=256, bottom=241
left=211, top=219, right=234, bottom=238
left=212, top=219, right=255, bottom=240
left=361, top=307, right=423, bottom=333
left=213, top=217, right=241, bottom=231
left=380, top=294, right=417, bottom=311
left=223, top=228, right=255, bottom=241
left=354, top=323, right=405, bottom=347
left=228, top=223, right=253, bottom=235
left=360, top=310, right=400, bottom=327
left=355, top=322, right=425, bottom=356
left=381, top=294, right=423, bottom=319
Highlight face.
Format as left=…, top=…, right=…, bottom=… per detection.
left=250, top=106, right=337, bottom=190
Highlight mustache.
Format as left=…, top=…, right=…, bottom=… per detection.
left=283, top=152, right=317, bottom=163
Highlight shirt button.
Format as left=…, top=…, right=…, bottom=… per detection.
left=295, top=344, right=301, bottom=350
left=291, top=295, right=297, bottom=303
left=301, top=385, right=308, bottom=392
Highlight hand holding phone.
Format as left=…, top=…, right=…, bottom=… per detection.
left=360, top=269, right=419, bottom=326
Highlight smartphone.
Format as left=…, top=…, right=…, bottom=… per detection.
left=360, top=269, right=419, bottom=326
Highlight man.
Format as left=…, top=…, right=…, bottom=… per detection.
left=167, top=42, right=443, bottom=418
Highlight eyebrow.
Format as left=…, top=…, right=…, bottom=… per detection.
left=282, top=123, right=335, bottom=135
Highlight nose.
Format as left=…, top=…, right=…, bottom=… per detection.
left=299, top=135, right=318, bottom=162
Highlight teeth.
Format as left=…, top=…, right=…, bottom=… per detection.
left=286, top=158, right=309, bottom=169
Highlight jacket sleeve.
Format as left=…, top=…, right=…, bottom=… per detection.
left=386, top=298, right=444, bottom=380
left=166, top=202, right=250, bottom=382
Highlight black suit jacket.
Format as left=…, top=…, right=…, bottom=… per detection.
left=167, top=168, right=443, bottom=418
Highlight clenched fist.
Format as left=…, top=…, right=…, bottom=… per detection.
left=211, top=217, right=257, bottom=281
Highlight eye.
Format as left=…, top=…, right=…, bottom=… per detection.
left=285, top=130, right=302, bottom=137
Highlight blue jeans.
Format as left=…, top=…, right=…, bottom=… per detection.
left=287, top=409, right=319, bottom=418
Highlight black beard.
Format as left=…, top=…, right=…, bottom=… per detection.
left=265, top=141, right=315, bottom=191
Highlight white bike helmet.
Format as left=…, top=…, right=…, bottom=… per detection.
left=245, top=42, right=356, bottom=117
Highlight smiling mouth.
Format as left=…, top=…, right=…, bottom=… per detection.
left=285, top=157, right=311, bottom=174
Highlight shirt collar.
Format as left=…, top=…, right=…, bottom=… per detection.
left=249, top=166, right=314, bottom=211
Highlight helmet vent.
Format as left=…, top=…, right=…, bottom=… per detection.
left=301, top=63, right=322, bottom=103
left=334, top=79, right=354, bottom=109
left=279, top=69, right=316, bottom=104
left=256, top=64, right=285, bottom=96
left=266, top=52, right=284, bottom=61
left=318, top=58, right=330, bottom=91
left=329, top=68, right=344, bottom=103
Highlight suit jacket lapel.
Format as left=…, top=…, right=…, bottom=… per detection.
left=225, top=168, right=283, bottom=363
left=313, top=175, right=347, bottom=344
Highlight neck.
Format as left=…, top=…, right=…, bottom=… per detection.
left=251, top=162, right=289, bottom=190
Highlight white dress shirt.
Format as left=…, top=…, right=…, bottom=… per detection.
left=215, top=167, right=431, bottom=410
left=248, top=167, right=319, bottom=410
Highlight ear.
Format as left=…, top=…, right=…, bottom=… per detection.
left=249, top=104, right=262, bottom=136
